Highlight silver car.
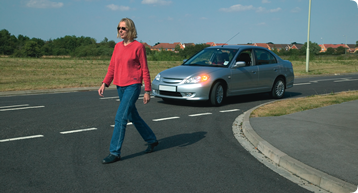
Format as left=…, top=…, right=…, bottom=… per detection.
left=151, top=45, right=294, bottom=106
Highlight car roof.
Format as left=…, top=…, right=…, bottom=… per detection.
left=206, top=45, right=267, bottom=50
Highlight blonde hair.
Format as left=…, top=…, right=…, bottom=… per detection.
left=117, top=18, right=137, bottom=40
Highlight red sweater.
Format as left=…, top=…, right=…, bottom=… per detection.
left=102, top=40, right=152, bottom=91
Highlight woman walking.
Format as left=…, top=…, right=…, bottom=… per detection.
left=98, top=18, right=158, bottom=164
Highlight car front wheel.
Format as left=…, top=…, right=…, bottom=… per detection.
left=210, top=82, right=225, bottom=106
left=271, top=78, right=285, bottom=99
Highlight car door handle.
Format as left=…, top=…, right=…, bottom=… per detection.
left=251, top=71, right=257, bottom=74
left=273, top=68, right=278, bottom=72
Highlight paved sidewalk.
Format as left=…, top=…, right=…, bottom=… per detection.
left=241, top=100, right=358, bottom=193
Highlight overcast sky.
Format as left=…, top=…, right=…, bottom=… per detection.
left=1, top=0, right=357, bottom=45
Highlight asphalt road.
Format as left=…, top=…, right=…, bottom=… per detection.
left=1, top=74, right=358, bottom=192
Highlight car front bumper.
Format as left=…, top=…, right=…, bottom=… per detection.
left=151, top=81, right=212, bottom=101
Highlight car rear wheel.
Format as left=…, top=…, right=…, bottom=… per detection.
left=271, top=78, right=285, bottom=99
left=210, top=82, right=224, bottom=106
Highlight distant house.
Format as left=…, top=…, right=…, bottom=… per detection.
left=253, top=43, right=271, bottom=50
left=215, top=43, right=228, bottom=46
left=183, top=43, right=195, bottom=48
left=290, top=44, right=303, bottom=50
left=141, top=42, right=151, bottom=48
left=151, top=42, right=184, bottom=52
left=319, top=44, right=348, bottom=53
left=270, top=44, right=291, bottom=51
left=346, top=44, right=358, bottom=53
left=237, top=44, right=254, bottom=46
left=206, top=42, right=217, bottom=47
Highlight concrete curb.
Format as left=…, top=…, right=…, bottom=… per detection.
left=238, top=102, right=356, bottom=193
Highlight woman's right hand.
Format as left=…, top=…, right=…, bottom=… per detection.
left=98, top=83, right=106, bottom=97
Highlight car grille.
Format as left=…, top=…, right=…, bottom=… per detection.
left=159, top=91, right=182, bottom=97
left=162, top=77, right=183, bottom=84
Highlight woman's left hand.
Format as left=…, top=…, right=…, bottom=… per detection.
left=143, top=93, right=150, bottom=104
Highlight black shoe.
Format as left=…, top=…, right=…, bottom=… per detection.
left=144, top=141, right=159, bottom=153
left=102, top=154, right=121, bottom=164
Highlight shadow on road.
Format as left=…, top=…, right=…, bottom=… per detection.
left=155, top=92, right=302, bottom=107
left=121, top=131, right=207, bottom=160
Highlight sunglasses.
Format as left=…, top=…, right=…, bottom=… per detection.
left=117, top=27, right=127, bottom=31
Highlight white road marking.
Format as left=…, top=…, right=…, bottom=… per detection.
left=60, top=128, right=97, bottom=134
left=0, top=106, right=45, bottom=112
left=294, top=83, right=311, bottom=86
left=0, top=135, right=44, bottom=142
left=220, top=109, right=240, bottom=113
left=334, top=79, right=358, bottom=82
left=309, top=77, right=352, bottom=83
left=110, top=122, right=132, bottom=127
left=0, top=104, right=29, bottom=109
left=189, top=113, right=212, bottom=117
left=100, top=96, right=119, bottom=100
left=116, top=96, right=154, bottom=101
left=153, top=117, right=180, bottom=122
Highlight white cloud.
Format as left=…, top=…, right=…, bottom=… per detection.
left=255, top=7, right=266, bottom=13
left=200, top=17, right=208, bottom=20
left=107, top=4, right=130, bottom=11
left=291, top=7, right=301, bottom=13
left=220, top=4, right=280, bottom=13
left=26, top=0, right=63, bottom=8
left=255, top=6, right=281, bottom=13
left=141, top=0, right=172, bottom=6
left=262, top=0, right=271, bottom=3
left=219, top=4, right=254, bottom=12
left=269, top=7, right=281, bottom=12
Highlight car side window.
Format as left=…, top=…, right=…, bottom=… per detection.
left=254, top=49, right=277, bottom=65
left=236, top=49, right=252, bottom=66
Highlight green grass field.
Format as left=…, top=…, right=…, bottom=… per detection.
left=0, top=57, right=357, bottom=92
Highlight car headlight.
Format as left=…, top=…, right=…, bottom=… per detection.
left=155, top=73, right=161, bottom=81
left=184, top=75, right=209, bottom=84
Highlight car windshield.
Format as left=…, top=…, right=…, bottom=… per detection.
left=183, top=48, right=237, bottom=67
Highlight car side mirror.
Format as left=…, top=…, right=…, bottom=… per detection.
left=183, top=59, right=188, bottom=63
left=232, top=61, right=246, bottom=68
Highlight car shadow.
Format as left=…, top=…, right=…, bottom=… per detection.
left=121, top=131, right=207, bottom=160
left=155, top=91, right=302, bottom=107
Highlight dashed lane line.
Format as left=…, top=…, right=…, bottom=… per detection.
left=294, top=83, right=311, bottom=86
left=153, top=117, right=180, bottom=122
left=220, top=109, right=240, bottom=113
left=116, top=96, right=155, bottom=101
left=100, top=96, right=118, bottom=100
left=0, top=106, right=45, bottom=112
left=110, top=122, right=133, bottom=127
left=189, top=113, right=212, bottom=117
left=1, top=109, right=240, bottom=142
left=334, top=79, right=358, bottom=83
left=60, top=128, right=97, bottom=134
left=0, top=135, right=44, bottom=142
left=0, top=104, right=29, bottom=109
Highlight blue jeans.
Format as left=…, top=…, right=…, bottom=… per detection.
left=109, top=84, right=157, bottom=157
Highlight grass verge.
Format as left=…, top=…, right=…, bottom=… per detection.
left=251, top=90, right=358, bottom=117
left=0, top=58, right=182, bottom=91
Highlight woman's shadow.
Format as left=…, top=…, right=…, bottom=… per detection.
left=121, top=131, right=207, bottom=160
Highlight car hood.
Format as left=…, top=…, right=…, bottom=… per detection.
left=159, top=65, right=223, bottom=79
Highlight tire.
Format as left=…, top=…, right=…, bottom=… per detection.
left=271, top=78, right=285, bottom=99
left=210, top=82, right=225, bottom=106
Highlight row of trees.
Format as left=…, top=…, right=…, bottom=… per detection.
left=0, top=29, right=115, bottom=58
left=1, top=29, right=357, bottom=60
left=0, top=29, right=211, bottom=60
